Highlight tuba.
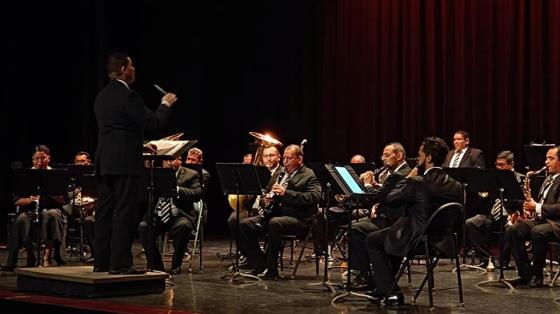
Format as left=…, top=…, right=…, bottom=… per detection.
left=227, top=132, right=282, bottom=212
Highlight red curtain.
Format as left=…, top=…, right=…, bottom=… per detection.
left=310, top=0, right=560, bottom=166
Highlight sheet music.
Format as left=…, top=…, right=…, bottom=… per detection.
left=144, top=140, right=194, bottom=158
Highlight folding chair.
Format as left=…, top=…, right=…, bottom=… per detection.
left=385, top=202, right=465, bottom=308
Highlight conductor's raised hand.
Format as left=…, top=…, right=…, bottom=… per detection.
left=161, top=92, right=178, bottom=107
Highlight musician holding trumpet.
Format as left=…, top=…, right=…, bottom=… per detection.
left=506, top=146, right=560, bottom=288
left=348, top=142, right=412, bottom=284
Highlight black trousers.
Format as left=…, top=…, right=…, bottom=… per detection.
left=6, top=212, right=39, bottom=266
left=138, top=216, right=194, bottom=270
left=239, top=215, right=307, bottom=269
left=348, top=217, right=390, bottom=272
left=466, top=214, right=511, bottom=263
left=506, top=219, right=557, bottom=278
left=365, top=227, right=403, bottom=294
left=95, top=175, right=141, bottom=271
left=83, top=215, right=95, bottom=257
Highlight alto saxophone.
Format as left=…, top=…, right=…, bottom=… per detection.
left=516, top=166, right=547, bottom=223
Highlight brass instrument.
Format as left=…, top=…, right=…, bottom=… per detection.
left=228, top=131, right=282, bottom=212
left=510, top=166, right=546, bottom=224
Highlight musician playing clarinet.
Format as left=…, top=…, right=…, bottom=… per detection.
left=506, top=146, right=560, bottom=288
left=239, top=144, right=321, bottom=279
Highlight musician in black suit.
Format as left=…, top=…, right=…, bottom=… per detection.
left=138, top=156, right=202, bottom=274
left=507, top=146, right=560, bottom=288
left=366, top=137, right=462, bottom=305
left=93, top=52, right=177, bottom=274
left=3, top=145, right=66, bottom=270
left=239, top=144, right=321, bottom=279
left=348, top=142, right=412, bottom=278
left=442, top=130, right=485, bottom=168
left=465, top=151, right=524, bottom=268
left=228, top=146, right=282, bottom=257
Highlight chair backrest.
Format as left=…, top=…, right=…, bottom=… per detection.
left=425, top=202, right=464, bottom=236
left=409, top=202, right=464, bottom=256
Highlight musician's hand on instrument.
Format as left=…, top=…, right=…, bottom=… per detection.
left=370, top=203, right=379, bottom=219
left=272, top=184, right=286, bottom=196
left=523, top=199, right=536, bottom=211
left=361, top=171, right=374, bottom=185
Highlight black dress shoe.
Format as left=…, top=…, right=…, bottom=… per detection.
left=109, top=268, right=147, bottom=275
left=261, top=268, right=280, bottom=280
left=249, top=267, right=266, bottom=276
left=528, top=276, right=544, bottom=288
left=93, top=267, right=109, bottom=272
left=26, top=257, right=37, bottom=267
left=383, top=293, right=405, bottom=307
left=170, top=267, right=181, bottom=275
left=508, top=276, right=531, bottom=286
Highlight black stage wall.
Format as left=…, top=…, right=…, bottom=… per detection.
left=1, top=0, right=559, bottom=239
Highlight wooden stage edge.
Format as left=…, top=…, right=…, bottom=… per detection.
left=14, top=266, right=169, bottom=298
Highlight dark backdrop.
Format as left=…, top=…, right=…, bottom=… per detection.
left=1, top=0, right=559, bottom=240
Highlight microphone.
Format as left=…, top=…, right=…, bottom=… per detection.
left=300, top=139, right=307, bottom=146
left=153, top=84, right=168, bottom=95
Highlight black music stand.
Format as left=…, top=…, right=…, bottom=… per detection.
left=12, top=169, right=71, bottom=265
left=475, top=169, right=524, bottom=290
left=142, top=156, right=176, bottom=272
left=445, top=167, right=490, bottom=272
left=216, top=163, right=270, bottom=283
left=303, top=162, right=344, bottom=294
left=65, top=165, right=95, bottom=262
left=524, top=143, right=555, bottom=170
left=324, top=164, right=377, bottom=304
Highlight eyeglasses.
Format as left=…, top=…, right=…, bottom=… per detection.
left=495, top=162, right=509, bottom=167
left=32, top=156, right=48, bottom=161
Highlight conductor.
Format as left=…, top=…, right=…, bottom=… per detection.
left=93, top=52, right=178, bottom=274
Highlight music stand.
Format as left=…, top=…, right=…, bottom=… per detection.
left=324, top=164, right=377, bottom=303
left=447, top=168, right=499, bottom=273
left=215, top=163, right=270, bottom=282
left=12, top=169, right=71, bottom=265
left=303, top=162, right=344, bottom=294
left=142, top=156, right=176, bottom=272
left=476, top=170, right=524, bottom=290
left=64, top=165, right=95, bottom=262
left=524, top=143, right=555, bottom=170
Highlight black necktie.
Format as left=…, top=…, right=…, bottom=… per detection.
left=537, top=176, right=555, bottom=203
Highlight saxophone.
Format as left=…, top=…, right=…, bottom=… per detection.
left=511, top=166, right=547, bottom=223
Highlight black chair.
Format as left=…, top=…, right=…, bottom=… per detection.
left=385, top=202, right=465, bottom=309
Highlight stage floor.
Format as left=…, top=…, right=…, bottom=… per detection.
left=1, top=236, right=560, bottom=313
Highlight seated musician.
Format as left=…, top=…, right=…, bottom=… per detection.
left=366, top=137, right=462, bottom=305
left=347, top=143, right=412, bottom=284
left=71, top=151, right=96, bottom=263
left=314, top=154, right=369, bottom=258
left=239, top=144, right=321, bottom=279
left=137, top=156, right=202, bottom=274
left=506, top=146, right=560, bottom=288
left=4, top=145, right=67, bottom=270
left=465, top=150, right=524, bottom=269
left=228, top=146, right=282, bottom=264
